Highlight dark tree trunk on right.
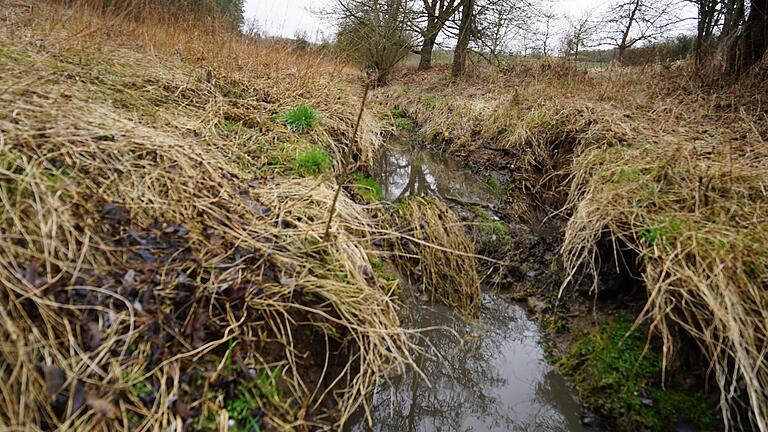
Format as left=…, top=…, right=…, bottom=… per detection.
left=734, top=0, right=768, bottom=74
left=452, top=0, right=473, bottom=77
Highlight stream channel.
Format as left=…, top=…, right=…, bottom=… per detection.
left=347, top=137, right=589, bottom=432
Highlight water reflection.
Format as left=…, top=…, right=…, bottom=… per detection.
left=371, top=139, right=496, bottom=204
left=348, top=293, right=587, bottom=432
left=353, top=138, right=586, bottom=432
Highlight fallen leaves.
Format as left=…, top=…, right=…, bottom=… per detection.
left=82, top=321, right=104, bottom=351
left=85, top=393, right=119, bottom=419
left=100, top=203, right=130, bottom=224
left=41, top=364, right=65, bottom=401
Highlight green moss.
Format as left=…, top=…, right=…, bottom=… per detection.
left=524, top=110, right=547, bottom=127
left=390, top=107, right=408, bottom=118
left=612, top=168, right=644, bottom=184
left=370, top=258, right=399, bottom=282
left=472, top=207, right=515, bottom=252
left=122, top=373, right=154, bottom=399
left=353, top=174, right=383, bottom=201
left=281, top=104, right=320, bottom=132
left=557, top=316, right=720, bottom=430
left=0, top=43, right=32, bottom=63
left=292, top=147, right=331, bottom=176
left=481, top=176, right=501, bottom=194
left=638, top=217, right=684, bottom=246
left=394, top=117, right=413, bottom=129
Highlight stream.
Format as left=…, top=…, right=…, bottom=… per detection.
left=347, top=137, right=588, bottom=432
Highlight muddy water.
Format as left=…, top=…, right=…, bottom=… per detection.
left=369, top=136, right=497, bottom=205
left=347, top=139, right=588, bottom=432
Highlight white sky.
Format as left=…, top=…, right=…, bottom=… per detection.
left=246, top=0, right=609, bottom=40
left=244, top=0, right=694, bottom=43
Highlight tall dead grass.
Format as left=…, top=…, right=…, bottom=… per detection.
left=391, top=197, right=481, bottom=318
left=0, top=1, right=405, bottom=430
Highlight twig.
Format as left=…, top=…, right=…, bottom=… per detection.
left=323, top=80, right=371, bottom=242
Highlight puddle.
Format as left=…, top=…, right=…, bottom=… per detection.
left=348, top=137, right=588, bottom=431
left=347, top=291, right=587, bottom=432
left=370, top=136, right=497, bottom=205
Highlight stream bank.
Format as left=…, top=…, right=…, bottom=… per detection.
left=359, top=121, right=721, bottom=431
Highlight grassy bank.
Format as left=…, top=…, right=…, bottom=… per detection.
left=378, top=62, right=768, bottom=430
left=0, top=2, right=417, bottom=430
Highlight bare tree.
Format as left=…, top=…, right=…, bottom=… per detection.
left=474, top=0, right=537, bottom=65
left=330, top=0, right=415, bottom=84
left=415, top=0, right=462, bottom=70
left=601, top=0, right=684, bottom=60
left=562, top=10, right=598, bottom=64
left=536, top=5, right=559, bottom=57
left=687, top=0, right=722, bottom=63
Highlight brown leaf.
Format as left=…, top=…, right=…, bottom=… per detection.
left=82, top=321, right=103, bottom=351
left=183, top=307, right=207, bottom=348
left=172, top=399, right=193, bottom=420
left=101, top=203, right=129, bottom=224
left=85, top=393, right=119, bottom=419
left=40, top=364, right=65, bottom=400
left=23, top=262, right=46, bottom=288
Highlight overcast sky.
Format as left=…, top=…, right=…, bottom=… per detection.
left=245, top=0, right=613, bottom=40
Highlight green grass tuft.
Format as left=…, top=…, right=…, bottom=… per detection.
left=472, top=207, right=515, bottom=252
left=281, top=104, right=320, bottom=132
left=293, top=147, right=331, bottom=176
left=353, top=174, right=383, bottom=202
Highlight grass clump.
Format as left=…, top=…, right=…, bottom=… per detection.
left=281, top=103, right=321, bottom=132
left=558, top=316, right=719, bottom=430
left=353, top=174, right=383, bottom=202
left=293, top=146, right=332, bottom=176
left=225, top=367, right=288, bottom=431
left=392, top=197, right=481, bottom=317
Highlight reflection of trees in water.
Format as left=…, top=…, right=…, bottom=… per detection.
left=351, top=295, right=583, bottom=432
left=355, top=300, right=510, bottom=432
left=372, top=145, right=490, bottom=202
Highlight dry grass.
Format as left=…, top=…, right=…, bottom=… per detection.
left=381, top=60, right=768, bottom=430
left=390, top=197, right=481, bottom=318
left=561, top=111, right=768, bottom=431
left=0, top=1, right=411, bottom=431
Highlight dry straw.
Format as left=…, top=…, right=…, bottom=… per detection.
left=391, top=197, right=481, bottom=318
left=0, top=1, right=409, bottom=430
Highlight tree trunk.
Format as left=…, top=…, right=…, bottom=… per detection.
left=735, top=0, right=768, bottom=74
left=617, top=0, right=641, bottom=62
left=452, top=0, right=473, bottom=77
left=418, top=19, right=439, bottom=70
left=721, top=0, right=745, bottom=71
